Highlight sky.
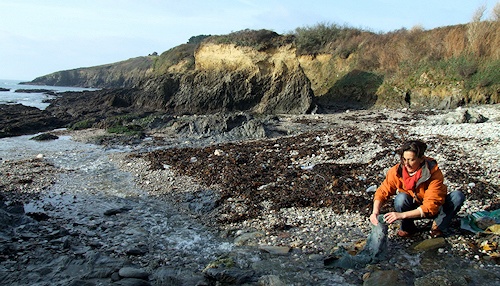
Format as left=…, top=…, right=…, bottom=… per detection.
left=1, top=0, right=498, bottom=81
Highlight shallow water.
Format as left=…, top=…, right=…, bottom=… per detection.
left=2, top=134, right=236, bottom=271
left=0, top=79, right=97, bottom=109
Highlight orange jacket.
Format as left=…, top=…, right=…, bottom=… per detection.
left=374, top=157, right=448, bottom=217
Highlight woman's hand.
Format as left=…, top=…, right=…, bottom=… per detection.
left=369, top=213, right=379, bottom=225
left=383, top=212, right=404, bottom=224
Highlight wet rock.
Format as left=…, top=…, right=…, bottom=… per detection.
left=363, top=270, right=400, bottom=286
left=203, top=267, right=256, bottom=284
left=412, top=237, right=447, bottom=252
left=118, top=266, right=150, bottom=280
left=30, top=133, right=59, bottom=141
left=104, top=206, right=133, bottom=216
left=68, top=280, right=95, bottom=286
left=186, top=189, right=218, bottom=214
left=14, top=88, right=55, bottom=94
left=112, top=278, right=151, bottom=286
left=154, top=268, right=208, bottom=285
left=414, top=270, right=468, bottom=286
left=125, top=244, right=149, bottom=256
left=0, top=104, right=67, bottom=138
left=258, top=245, right=291, bottom=255
left=258, top=275, right=287, bottom=286
left=234, top=231, right=265, bottom=246
left=26, top=212, right=50, bottom=221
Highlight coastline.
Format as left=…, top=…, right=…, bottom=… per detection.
left=1, top=105, right=499, bottom=285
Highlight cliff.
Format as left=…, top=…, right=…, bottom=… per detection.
left=27, top=56, right=156, bottom=88
left=27, top=23, right=500, bottom=112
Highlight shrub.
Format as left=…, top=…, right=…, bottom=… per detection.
left=206, top=29, right=294, bottom=51
left=292, top=22, right=365, bottom=55
left=106, top=124, right=143, bottom=136
left=69, top=120, right=94, bottom=130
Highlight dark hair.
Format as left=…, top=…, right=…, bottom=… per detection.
left=398, top=140, right=427, bottom=158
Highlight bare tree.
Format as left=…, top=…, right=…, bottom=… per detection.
left=492, top=1, right=500, bottom=21
left=472, top=4, right=486, bottom=22
left=467, top=4, right=487, bottom=52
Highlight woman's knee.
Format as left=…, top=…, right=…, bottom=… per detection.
left=394, top=193, right=414, bottom=211
left=449, top=191, right=465, bottom=206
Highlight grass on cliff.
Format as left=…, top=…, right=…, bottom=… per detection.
left=291, top=19, right=500, bottom=104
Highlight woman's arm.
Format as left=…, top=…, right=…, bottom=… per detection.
left=370, top=200, right=382, bottom=225
left=383, top=208, right=423, bottom=224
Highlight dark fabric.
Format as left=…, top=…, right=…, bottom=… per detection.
left=324, top=215, right=388, bottom=269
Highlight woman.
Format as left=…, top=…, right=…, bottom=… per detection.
left=370, top=140, right=465, bottom=237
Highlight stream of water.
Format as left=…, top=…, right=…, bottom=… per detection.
left=0, top=134, right=248, bottom=280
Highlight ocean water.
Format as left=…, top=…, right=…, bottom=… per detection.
left=0, top=79, right=96, bottom=109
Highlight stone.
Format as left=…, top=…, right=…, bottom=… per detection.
left=118, top=267, right=150, bottom=280
left=104, top=206, right=133, bottom=216
left=258, top=274, right=286, bottom=286
left=412, top=238, right=447, bottom=252
left=234, top=231, right=264, bottom=246
left=258, top=245, right=291, bottom=255
left=414, top=270, right=468, bottom=286
left=203, top=267, right=255, bottom=284
left=30, top=133, right=59, bottom=141
left=112, top=278, right=151, bottom=286
left=363, top=270, right=400, bottom=286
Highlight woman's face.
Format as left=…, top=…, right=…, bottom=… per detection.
left=402, top=151, right=424, bottom=173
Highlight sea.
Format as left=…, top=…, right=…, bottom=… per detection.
left=0, top=79, right=96, bottom=110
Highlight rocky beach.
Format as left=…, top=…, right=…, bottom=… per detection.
left=1, top=104, right=499, bottom=285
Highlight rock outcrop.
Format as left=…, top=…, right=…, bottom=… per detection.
left=0, top=104, right=67, bottom=138
left=43, top=38, right=315, bottom=127
left=137, top=42, right=314, bottom=115
left=26, top=56, right=156, bottom=88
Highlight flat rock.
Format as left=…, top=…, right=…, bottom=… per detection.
left=258, top=245, right=291, bottom=255
left=412, top=237, right=446, bottom=252
left=118, top=267, right=150, bottom=280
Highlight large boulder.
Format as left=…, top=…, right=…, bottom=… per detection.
left=0, top=104, right=67, bottom=138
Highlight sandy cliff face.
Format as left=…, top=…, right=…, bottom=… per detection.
left=298, top=54, right=353, bottom=96
left=195, top=43, right=300, bottom=75
left=147, top=43, right=314, bottom=115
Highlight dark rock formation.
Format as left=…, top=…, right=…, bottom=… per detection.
left=0, top=104, right=67, bottom=138
left=26, top=56, right=155, bottom=88
left=14, top=89, right=55, bottom=94
left=30, top=133, right=59, bottom=141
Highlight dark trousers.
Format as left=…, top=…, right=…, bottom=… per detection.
left=394, top=191, right=465, bottom=231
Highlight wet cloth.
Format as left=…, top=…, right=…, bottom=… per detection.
left=324, top=215, right=388, bottom=269
left=461, top=209, right=500, bottom=234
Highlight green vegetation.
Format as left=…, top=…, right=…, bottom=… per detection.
left=106, top=124, right=143, bottom=136
left=291, top=17, right=499, bottom=105
left=69, top=119, right=94, bottom=130
left=292, top=22, right=367, bottom=56
left=101, top=114, right=146, bottom=136
left=152, top=35, right=211, bottom=74
left=206, top=29, right=294, bottom=51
